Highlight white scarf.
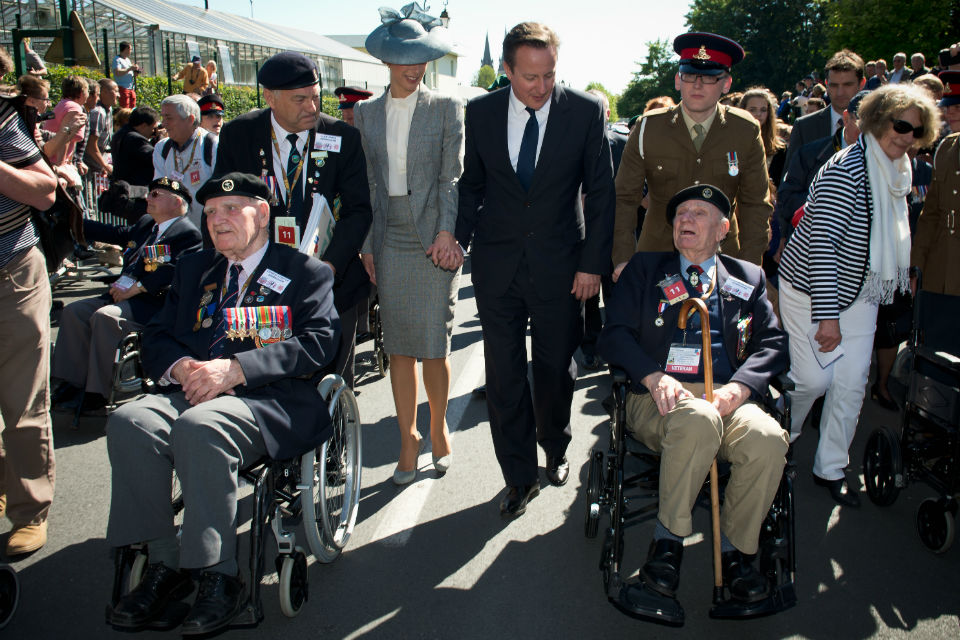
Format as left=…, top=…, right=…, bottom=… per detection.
left=863, top=132, right=912, bottom=304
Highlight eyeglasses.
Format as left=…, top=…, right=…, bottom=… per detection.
left=679, top=72, right=726, bottom=85
left=890, top=118, right=925, bottom=138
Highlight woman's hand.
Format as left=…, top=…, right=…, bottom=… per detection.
left=426, top=231, right=463, bottom=271
left=361, top=252, right=376, bottom=285
left=815, top=318, right=842, bottom=352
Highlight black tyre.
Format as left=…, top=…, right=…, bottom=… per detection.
left=585, top=451, right=603, bottom=538
left=863, top=427, right=903, bottom=506
left=917, top=498, right=956, bottom=554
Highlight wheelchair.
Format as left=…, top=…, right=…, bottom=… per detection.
left=108, top=373, right=363, bottom=627
left=107, top=331, right=154, bottom=410
left=585, top=329, right=797, bottom=625
left=863, top=289, right=960, bottom=553
left=0, top=564, right=18, bottom=630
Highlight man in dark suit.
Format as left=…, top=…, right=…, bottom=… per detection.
left=455, top=22, right=615, bottom=518
left=51, top=177, right=202, bottom=412
left=111, top=106, right=159, bottom=187
left=599, top=185, right=788, bottom=623
left=213, top=51, right=371, bottom=387
left=782, top=49, right=865, bottom=173
left=105, top=173, right=340, bottom=635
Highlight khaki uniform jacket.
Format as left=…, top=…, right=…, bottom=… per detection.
left=612, top=104, right=772, bottom=267
left=912, top=133, right=960, bottom=295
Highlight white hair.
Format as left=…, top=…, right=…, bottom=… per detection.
left=160, top=94, right=200, bottom=126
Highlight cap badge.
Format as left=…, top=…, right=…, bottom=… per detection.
left=702, top=187, right=713, bottom=198
left=171, top=181, right=180, bottom=190
left=694, top=45, right=711, bottom=61
left=222, top=179, right=234, bottom=192
left=158, top=177, right=170, bottom=186
left=945, top=82, right=952, bottom=93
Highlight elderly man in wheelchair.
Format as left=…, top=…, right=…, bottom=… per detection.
left=598, top=185, right=790, bottom=623
left=105, top=173, right=342, bottom=635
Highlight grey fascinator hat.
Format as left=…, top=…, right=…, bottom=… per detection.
left=364, top=3, right=453, bottom=65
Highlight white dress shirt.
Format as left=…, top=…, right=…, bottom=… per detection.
left=507, top=88, right=551, bottom=171
left=154, top=217, right=178, bottom=241
left=386, top=86, right=419, bottom=196
left=270, top=114, right=309, bottom=203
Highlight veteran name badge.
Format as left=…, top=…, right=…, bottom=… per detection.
left=658, top=275, right=690, bottom=306
left=727, top=151, right=739, bottom=176
left=665, top=344, right=701, bottom=375
left=720, top=276, right=755, bottom=301
left=275, top=216, right=300, bottom=248
left=314, top=134, right=341, bottom=153
left=257, top=269, right=291, bottom=294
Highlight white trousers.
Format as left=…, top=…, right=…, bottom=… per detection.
left=779, top=280, right=878, bottom=480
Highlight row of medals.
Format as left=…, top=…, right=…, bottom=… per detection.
left=142, top=257, right=170, bottom=272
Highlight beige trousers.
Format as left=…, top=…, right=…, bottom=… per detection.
left=0, top=247, right=55, bottom=525
left=626, top=382, right=788, bottom=554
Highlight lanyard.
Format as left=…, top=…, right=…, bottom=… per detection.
left=173, top=134, right=200, bottom=174
left=270, top=128, right=307, bottom=214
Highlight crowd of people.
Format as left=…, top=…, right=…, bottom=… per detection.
left=0, top=3, right=958, bottom=633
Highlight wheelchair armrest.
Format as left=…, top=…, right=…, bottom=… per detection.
left=610, top=366, right=628, bottom=385
left=771, top=372, right=795, bottom=393
left=916, top=346, right=960, bottom=373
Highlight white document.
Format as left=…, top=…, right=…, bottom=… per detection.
left=298, top=194, right=336, bottom=259
left=808, top=325, right=845, bottom=369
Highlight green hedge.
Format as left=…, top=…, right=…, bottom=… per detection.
left=3, top=63, right=342, bottom=121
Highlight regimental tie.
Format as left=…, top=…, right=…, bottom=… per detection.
left=286, top=133, right=302, bottom=183
left=516, top=106, right=538, bottom=191
left=692, top=123, right=706, bottom=152
left=209, top=263, right=243, bottom=358
left=686, top=264, right=705, bottom=294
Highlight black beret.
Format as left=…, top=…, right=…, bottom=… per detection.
left=197, top=93, right=224, bottom=114
left=666, top=184, right=731, bottom=224
left=847, top=89, right=871, bottom=117
left=257, top=52, right=320, bottom=90
left=674, top=32, right=744, bottom=76
left=196, top=172, right=271, bottom=205
left=149, top=176, right=192, bottom=205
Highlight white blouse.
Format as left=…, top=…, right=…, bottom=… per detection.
left=385, top=86, right=419, bottom=196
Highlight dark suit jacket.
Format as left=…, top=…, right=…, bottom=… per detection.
left=111, top=125, right=155, bottom=186
left=775, top=130, right=841, bottom=241
left=84, top=214, right=202, bottom=324
left=213, top=109, right=372, bottom=311
left=455, top=85, right=615, bottom=299
left=782, top=106, right=834, bottom=177
left=142, top=243, right=341, bottom=460
left=598, top=252, right=787, bottom=397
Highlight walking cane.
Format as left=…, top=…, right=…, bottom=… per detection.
left=676, top=298, right=723, bottom=602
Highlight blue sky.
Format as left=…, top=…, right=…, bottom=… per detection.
left=178, top=0, right=691, bottom=94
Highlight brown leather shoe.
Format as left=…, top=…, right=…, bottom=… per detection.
left=7, top=521, right=47, bottom=555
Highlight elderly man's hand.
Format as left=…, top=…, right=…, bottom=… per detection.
left=642, top=371, right=693, bottom=416
left=571, top=272, right=600, bottom=301
left=176, top=358, right=246, bottom=405
left=712, top=382, right=750, bottom=417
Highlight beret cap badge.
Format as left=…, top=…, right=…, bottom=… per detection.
left=702, top=187, right=713, bottom=198
left=222, top=179, right=234, bottom=192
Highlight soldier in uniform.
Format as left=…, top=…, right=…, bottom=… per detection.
left=334, top=86, right=373, bottom=127
left=612, top=32, right=772, bottom=276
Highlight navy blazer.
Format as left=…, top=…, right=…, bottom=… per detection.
left=84, top=214, right=202, bottom=324
left=455, top=85, right=615, bottom=299
left=598, top=252, right=787, bottom=397
left=142, top=243, right=341, bottom=460
left=213, top=109, right=372, bottom=312
left=782, top=106, right=834, bottom=180
left=774, top=131, right=840, bottom=241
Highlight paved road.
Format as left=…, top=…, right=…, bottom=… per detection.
left=3, top=259, right=959, bottom=639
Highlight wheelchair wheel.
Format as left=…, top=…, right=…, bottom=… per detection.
left=302, top=375, right=362, bottom=563
left=585, top=450, right=604, bottom=538
left=278, top=548, right=309, bottom=618
left=916, top=498, right=956, bottom=554
left=863, top=427, right=903, bottom=506
left=0, top=564, right=19, bottom=630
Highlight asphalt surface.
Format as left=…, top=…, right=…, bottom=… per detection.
left=2, top=258, right=959, bottom=639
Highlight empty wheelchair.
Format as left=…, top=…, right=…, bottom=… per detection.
left=585, top=366, right=797, bottom=625
left=863, top=289, right=960, bottom=553
left=109, top=373, right=362, bottom=626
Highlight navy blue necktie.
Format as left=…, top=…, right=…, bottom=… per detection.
left=285, top=133, right=302, bottom=183
left=286, top=133, right=306, bottom=216
left=209, top=263, right=242, bottom=358
left=516, top=107, right=538, bottom=191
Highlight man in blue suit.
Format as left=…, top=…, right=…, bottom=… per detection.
left=105, top=173, right=340, bottom=635
left=455, top=22, right=615, bottom=518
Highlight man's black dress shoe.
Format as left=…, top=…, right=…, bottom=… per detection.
left=180, top=571, right=245, bottom=636
left=813, top=474, right=861, bottom=508
left=109, top=562, right=193, bottom=630
left=721, top=550, right=770, bottom=603
left=640, top=538, right=684, bottom=597
left=499, top=483, right=540, bottom=518
left=545, top=456, right=569, bottom=486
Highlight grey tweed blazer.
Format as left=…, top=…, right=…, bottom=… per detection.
left=354, top=85, right=464, bottom=258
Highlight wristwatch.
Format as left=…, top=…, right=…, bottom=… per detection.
left=135, top=280, right=144, bottom=292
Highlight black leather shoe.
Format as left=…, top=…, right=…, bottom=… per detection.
left=721, top=550, right=770, bottom=603
left=180, top=571, right=245, bottom=636
left=499, top=483, right=540, bottom=518
left=109, top=562, right=193, bottom=630
left=545, top=456, right=569, bottom=486
left=813, top=474, right=861, bottom=508
left=640, top=538, right=684, bottom=597
left=870, top=382, right=898, bottom=411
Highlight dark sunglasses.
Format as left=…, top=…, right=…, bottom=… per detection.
left=890, top=118, right=924, bottom=138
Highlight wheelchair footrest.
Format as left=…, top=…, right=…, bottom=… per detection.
left=611, top=581, right=685, bottom=627
left=227, top=601, right=264, bottom=629
left=709, top=582, right=797, bottom=619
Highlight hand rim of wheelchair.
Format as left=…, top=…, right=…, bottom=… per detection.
left=916, top=497, right=957, bottom=554
left=277, top=546, right=309, bottom=617
left=301, top=374, right=363, bottom=563
left=862, top=427, right=904, bottom=506
left=0, top=564, right=19, bottom=630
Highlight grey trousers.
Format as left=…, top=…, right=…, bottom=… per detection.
left=51, top=296, right=141, bottom=397
left=106, top=392, right=266, bottom=570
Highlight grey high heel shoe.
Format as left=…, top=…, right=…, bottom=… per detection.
left=432, top=452, right=453, bottom=475
left=393, top=438, right=424, bottom=486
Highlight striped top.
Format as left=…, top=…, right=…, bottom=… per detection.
left=0, top=99, right=43, bottom=268
left=778, top=136, right=873, bottom=320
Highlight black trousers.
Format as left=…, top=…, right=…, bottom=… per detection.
left=333, top=304, right=358, bottom=389
left=476, top=258, right=581, bottom=486
left=580, top=272, right=613, bottom=359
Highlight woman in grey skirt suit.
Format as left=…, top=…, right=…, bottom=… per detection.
left=355, top=6, right=465, bottom=485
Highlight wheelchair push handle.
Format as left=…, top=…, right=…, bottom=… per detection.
left=676, top=296, right=723, bottom=592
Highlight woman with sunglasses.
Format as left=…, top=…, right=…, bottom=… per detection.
left=777, top=84, right=940, bottom=507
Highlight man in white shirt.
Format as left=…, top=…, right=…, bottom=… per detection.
left=153, top=94, right=217, bottom=226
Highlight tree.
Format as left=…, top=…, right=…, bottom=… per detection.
left=685, top=0, right=830, bottom=95
left=473, top=64, right=496, bottom=88
left=584, top=81, right=619, bottom=121
left=617, top=39, right=679, bottom=119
